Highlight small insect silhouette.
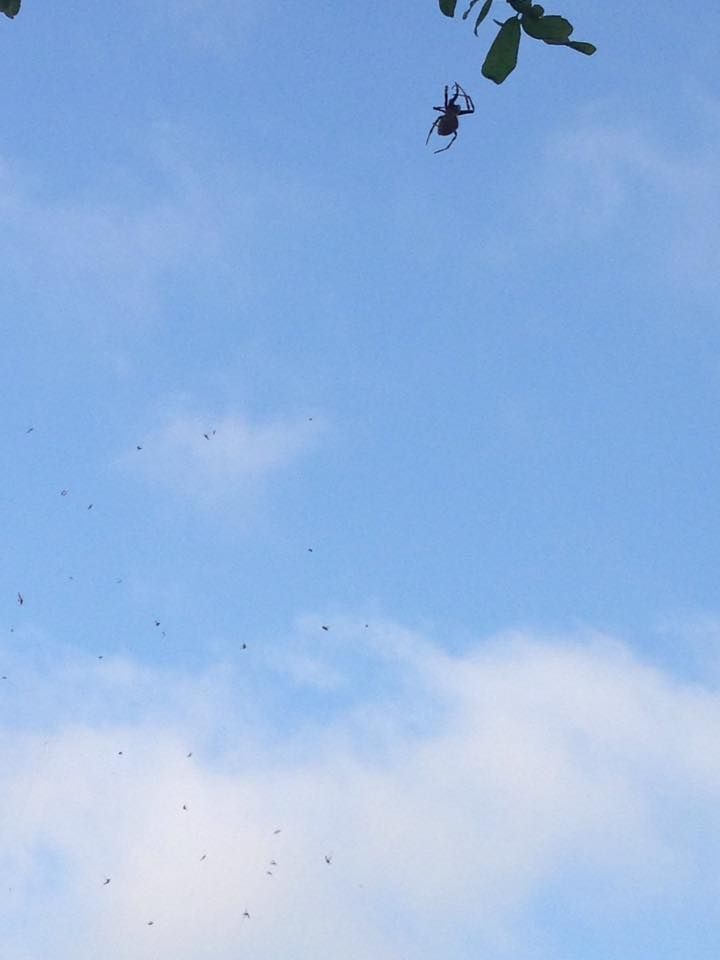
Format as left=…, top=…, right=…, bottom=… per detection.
left=426, top=83, right=475, bottom=153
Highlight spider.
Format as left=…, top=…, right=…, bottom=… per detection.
left=426, top=83, right=474, bottom=153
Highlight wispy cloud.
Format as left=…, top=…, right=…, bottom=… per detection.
left=2, top=624, right=720, bottom=958
left=526, top=106, right=720, bottom=295
left=121, top=408, right=322, bottom=506
left=0, top=117, right=342, bottom=335
left=0, top=140, right=227, bottom=321
left=159, top=0, right=254, bottom=57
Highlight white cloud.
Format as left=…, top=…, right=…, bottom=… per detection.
left=2, top=624, right=720, bottom=958
left=121, top=408, right=322, bottom=506
left=0, top=119, right=342, bottom=340
left=528, top=108, right=720, bottom=294
left=0, top=138, right=228, bottom=321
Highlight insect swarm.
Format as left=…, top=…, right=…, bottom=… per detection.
left=426, top=82, right=475, bottom=153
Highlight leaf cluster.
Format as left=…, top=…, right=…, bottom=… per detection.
left=440, top=0, right=595, bottom=84
left=0, top=0, right=20, bottom=19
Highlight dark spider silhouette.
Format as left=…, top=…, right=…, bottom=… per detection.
left=426, top=83, right=474, bottom=153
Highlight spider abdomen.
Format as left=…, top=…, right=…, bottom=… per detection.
left=437, top=115, right=459, bottom=137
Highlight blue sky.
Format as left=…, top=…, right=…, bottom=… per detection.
left=2, top=1, right=720, bottom=957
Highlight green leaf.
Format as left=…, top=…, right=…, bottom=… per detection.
left=507, top=0, right=532, bottom=14
left=482, top=17, right=521, bottom=84
left=521, top=14, right=573, bottom=41
left=564, top=39, right=597, bottom=55
left=0, top=0, right=20, bottom=18
left=463, top=0, right=493, bottom=32
left=439, top=0, right=458, bottom=17
left=474, top=0, right=494, bottom=34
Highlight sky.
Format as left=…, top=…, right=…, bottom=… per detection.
left=2, top=1, right=720, bottom=957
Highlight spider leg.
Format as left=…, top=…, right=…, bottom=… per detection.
left=425, top=117, right=441, bottom=145
left=434, top=130, right=457, bottom=153
left=451, top=83, right=474, bottom=115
